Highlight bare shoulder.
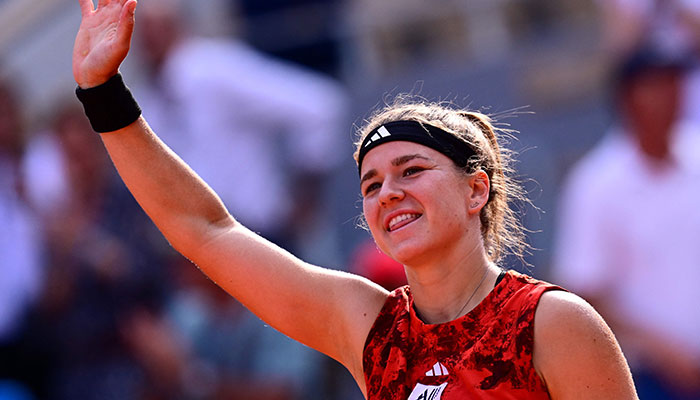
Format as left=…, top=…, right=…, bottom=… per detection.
left=535, top=290, right=603, bottom=334
left=331, top=272, right=390, bottom=393
left=333, top=271, right=390, bottom=345
left=533, top=290, right=638, bottom=400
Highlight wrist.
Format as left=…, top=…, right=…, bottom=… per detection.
left=75, top=73, right=142, bottom=133
left=75, top=69, right=120, bottom=89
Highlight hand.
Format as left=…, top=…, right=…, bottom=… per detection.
left=73, top=0, right=137, bottom=88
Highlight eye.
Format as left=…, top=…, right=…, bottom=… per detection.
left=403, top=166, right=425, bottom=177
left=363, top=182, right=381, bottom=196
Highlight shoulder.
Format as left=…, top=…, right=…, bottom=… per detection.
left=535, top=290, right=601, bottom=329
left=333, top=275, right=391, bottom=382
left=533, top=291, right=612, bottom=354
left=363, top=285, right=410, bottom=341
left=501, top=270, right=560, bottom=302
left=361, top=285, right=411, bottom=365
left=533, top=291, right=637, bottom=399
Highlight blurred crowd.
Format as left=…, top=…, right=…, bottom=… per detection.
left=1, top=0, right=699, bottom=399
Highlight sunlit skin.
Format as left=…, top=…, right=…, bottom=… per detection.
left=360, top=141, right=498, bottom=323
left=71, top=2, right=640, bottom=396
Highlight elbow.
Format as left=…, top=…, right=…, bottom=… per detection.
left=165, top=213, right=238, bottom=260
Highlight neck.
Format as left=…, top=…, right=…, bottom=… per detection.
left=405, top=242, right=499, bottom=324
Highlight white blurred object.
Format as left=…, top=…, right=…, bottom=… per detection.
left=0, top=160, right=42, bottom=341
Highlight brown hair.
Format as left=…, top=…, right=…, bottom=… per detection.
left=354, top=97, right=532, bottom=264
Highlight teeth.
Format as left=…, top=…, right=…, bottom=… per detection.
left=388, top=213, right=420, bottom=231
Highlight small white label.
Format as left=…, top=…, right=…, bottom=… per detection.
left=407, top=382, right=448, bottom=400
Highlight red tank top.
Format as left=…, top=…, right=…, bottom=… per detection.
left=363, top=270, right=561, bottom=400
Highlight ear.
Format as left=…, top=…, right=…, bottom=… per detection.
left=466, top=170, right=490, bottom=215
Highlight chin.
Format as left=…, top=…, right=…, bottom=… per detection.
left=385, top=240, right=431, bottom=267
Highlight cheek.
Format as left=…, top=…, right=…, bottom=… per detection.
left=432, top=189, right=470, bottom=231
left=362, top=199, right=381, bottom=232
left=362, top=200, right=392, bottom=253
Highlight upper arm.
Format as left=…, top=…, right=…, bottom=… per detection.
left=99, top=118, right=384, bottom=387
left=187, top=220, right=388, bottom=378
left=533, top=290, right=638, bottom=400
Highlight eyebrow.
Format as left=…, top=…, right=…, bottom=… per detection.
left=360, top=154, right=431, bottom=184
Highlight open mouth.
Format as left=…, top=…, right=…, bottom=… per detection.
left=387, top=213, right=422, bottom=232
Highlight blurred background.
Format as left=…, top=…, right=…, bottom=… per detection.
left=1, top=0, right=699, bottom=399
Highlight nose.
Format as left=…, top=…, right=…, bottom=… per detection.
left=378, top=177, right=404, bottom=206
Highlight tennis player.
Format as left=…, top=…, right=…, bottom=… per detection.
left=72, top=1, right=638, bottom=398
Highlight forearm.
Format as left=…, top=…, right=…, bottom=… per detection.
left=100, top=116, right=233, bottom=255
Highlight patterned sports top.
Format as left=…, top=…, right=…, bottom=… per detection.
left=363, top=270, right=561, bottom=400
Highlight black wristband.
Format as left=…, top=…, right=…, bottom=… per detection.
left=75, top=73, right=142, bottom=133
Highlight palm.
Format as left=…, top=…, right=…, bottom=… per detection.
left=73, top=0, right=136, bottom=88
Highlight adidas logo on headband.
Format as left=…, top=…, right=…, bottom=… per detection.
left=357, top=120, right=476, bottom=176
left=364, top=125, right=392, bottom=147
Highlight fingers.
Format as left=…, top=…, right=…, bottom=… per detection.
left=116, top=0, right=137, bottom=46
left=78, top=0, right=95, bottom=15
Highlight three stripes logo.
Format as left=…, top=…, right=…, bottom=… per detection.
left=364, top=125, right=392, bottom=147
left=425, top=362, right=449, bottom=377
left=406, top=362, right=450, bottom=400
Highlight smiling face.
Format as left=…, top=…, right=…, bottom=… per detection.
left=360, top=141, right=487, bottom=266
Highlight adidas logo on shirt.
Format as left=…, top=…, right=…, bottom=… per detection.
left=425, top=362, right=449, bottom=377
left=406, top=362, right=450, bottom=400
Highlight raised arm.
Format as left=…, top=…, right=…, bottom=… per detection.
left=72, top=0, right=387, bottom=389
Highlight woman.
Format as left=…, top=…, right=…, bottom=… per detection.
left=72, top=0, right=638, bottom=398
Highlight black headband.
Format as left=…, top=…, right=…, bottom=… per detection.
left=357, top=120, right=476, bottom=175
